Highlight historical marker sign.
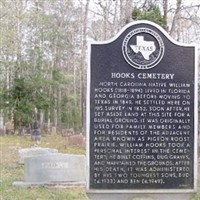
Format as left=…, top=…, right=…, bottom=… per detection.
left=87, top=21, right=198, bottom=193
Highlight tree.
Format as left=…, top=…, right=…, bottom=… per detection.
left=162, top=0, right=168, bottom=31
left=169, top=0, right=182, bottom=40
left=132, top=3, right=165, bottom=27
left=0, top=0, right=84, bottom=132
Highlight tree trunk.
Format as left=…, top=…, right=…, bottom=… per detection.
left=124, top=0, right=133, bottom=24
left=80, top=0, right=90, bottom=134
left=170, top=0, right=182, bottom=39
left=163, top=0, right=168, bottom=31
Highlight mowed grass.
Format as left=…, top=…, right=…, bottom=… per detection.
left=0, top=134, right=88, bottom=200
left=1, top=135, right=200, bottom=200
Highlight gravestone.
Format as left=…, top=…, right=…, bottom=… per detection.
left=24, top=153, right=85, bottom=183
left=18, top=147, right=58, bottom=164
left=31, top=120, right=41, bottom=141
left=13, top=153, right=86, bottom=187
left=0, top=116, right=4, bottom=136
left=87, top=20, right=198, bottom=200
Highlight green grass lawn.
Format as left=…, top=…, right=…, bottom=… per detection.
left=0, top=135, right=200, bottom=200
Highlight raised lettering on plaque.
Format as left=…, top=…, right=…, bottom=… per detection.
left=87, top=20, right=198, bottom=192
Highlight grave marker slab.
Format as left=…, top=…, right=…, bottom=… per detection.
left=24, top=153, right=85, bottom=183
left=13, top=153, right=86, bottom=188
left=87, top=20, right=198, bottom=200
left=18, top=147, right=58, bottom=164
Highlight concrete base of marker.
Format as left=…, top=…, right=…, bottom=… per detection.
left=13, top=181, right=86, bottom=188
left=87, top=192, right=195, bottom=200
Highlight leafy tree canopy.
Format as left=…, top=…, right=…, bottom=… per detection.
left=132, top=4, right=165, bottom=27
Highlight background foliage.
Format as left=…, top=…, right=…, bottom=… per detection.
left=0, top=0, right=200, bottom=133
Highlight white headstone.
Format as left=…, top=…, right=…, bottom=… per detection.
left=18, top=147, right=58, bottom=164
left=24, top=153, right=86, bottom=183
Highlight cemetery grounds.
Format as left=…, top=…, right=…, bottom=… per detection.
left=0, top=135, right=200, bottom=200
left=0, top=135, right=88, bottom=200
